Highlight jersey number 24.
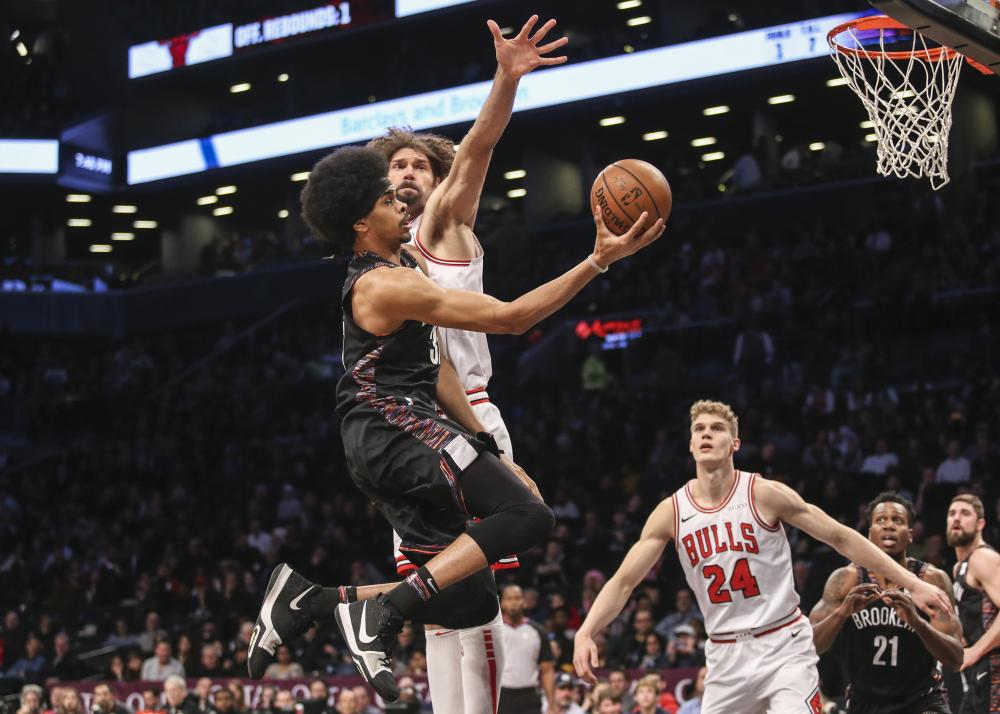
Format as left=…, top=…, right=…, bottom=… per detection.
left=703, top=558, right=761, bottom=603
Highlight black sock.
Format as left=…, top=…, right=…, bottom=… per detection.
left=385, top=566, right=439, bottom=618
left=307, top=586, right=354, bottom=620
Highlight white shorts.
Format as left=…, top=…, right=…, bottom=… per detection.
left=702, top=616, right=821, bottom=714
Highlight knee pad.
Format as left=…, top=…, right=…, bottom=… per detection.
left=516, top=499, right=555, bottom=547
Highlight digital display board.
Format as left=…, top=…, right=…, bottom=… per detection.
left=0, top=140, right=60, bottom=174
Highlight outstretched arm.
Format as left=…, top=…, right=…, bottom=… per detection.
left=574, top=498, right=675, bottom=684
left=963, top=547, right=1000, bottom=670
left=428, top=15, right=567, bottom=229
left=754, top=478, right=952, bottom=618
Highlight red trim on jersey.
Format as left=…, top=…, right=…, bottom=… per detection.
left=484, top=629, right=499, bottom=714
left=466, top=387, right=487, bottom=395
left=684, top=471, right=741, bottom=513
left=709, top=611, right=803, bottom=643
left=748, top=473, right=781, bottom=531
left=672, top=492, right=680, bottom=551
left=414, top=231, right=472, bottom=266
left=469, top=398, right=491, bottom=406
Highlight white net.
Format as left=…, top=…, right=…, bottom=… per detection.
left=830, top=20, right=964, bottom=190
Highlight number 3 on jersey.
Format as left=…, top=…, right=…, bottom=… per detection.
left=703, top=558, right=761, bottom=604
left=429, top=328, right=440, bottom=365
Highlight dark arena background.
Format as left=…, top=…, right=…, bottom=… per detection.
left=1, top=0, right=999, bottom=713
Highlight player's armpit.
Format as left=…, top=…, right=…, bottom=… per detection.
left=809, top=566, right=854, bottom=622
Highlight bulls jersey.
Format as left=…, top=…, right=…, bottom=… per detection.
left=842, top=560, right=945, bottom=707
left=673, top=471, right=800, bottom=637
left=406, top=214, right=493, bottom=392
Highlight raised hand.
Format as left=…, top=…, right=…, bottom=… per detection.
left=591, top=209, right=666, bottom=269
left=486, top=15, right=568, bottom=80
left=837, top=583, right=881, bottom=617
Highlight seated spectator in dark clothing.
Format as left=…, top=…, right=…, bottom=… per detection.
left=302, top=680, right=330, bottom=714
left=193, top=678, right=216, bottom=714
left=607, top=609, right=655, bottom=668
left=93, top=684, right=131, bottom=714
left=654, top=589, right=701, bottom=640
left=49, top=633, right=90, bottom=681
left=5, top=633, right=47, bottom=683
left=666, top=625, right=705, bottom=668
left=104, top=619, right=140, bottom=651
left=637, top=633, right=669, bottom=669
left=212, top=689, right=237, bottom=714
left=137, top=689, right=165, bottom=714
left=272, top=691, right=296, bottom=714
left=193, top=644, right=226, bottom=678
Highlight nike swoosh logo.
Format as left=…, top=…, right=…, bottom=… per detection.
left=978, top=671, right=989, bottom=680
left=681, top=514, right=695, bottom=522
left=289, top=587, right=313, bottom=611
left=358, top=603, right=378, bottom=645
left=790, top=629, right=803, bottom=638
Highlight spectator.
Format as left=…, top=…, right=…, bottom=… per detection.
left=303, top=680, right=329, bottom=714
left=93, top=684, right=131, bottom=714
left=607, top=671, right=633, bottom=713
left=49, top=633, right=88, bottom=680
left=105, top=619, right=140, bottom=651
left=262, top=645, right=304, bottom=680
left=633, top=675, right=669, bottom=714
left=194, top=644, right=226, bottom=678
left=272, top=691, right=295, bottom=713
left=225, top=682, right=246, bottom=714
left=333, top=689, right=358, bottom=714
left=593, top=690, right=623, bottom=714
left=654, top=590, right=701, bottom=641
left=137, top=613, right=166, bottom=654
left=137, top=689, right=164, bottom=714
left=405, top=650, right=427, bottom=678
left=607, top=609, right=655, bottom=668
left=5, top=633, right=47, bottom=683
left=164, top=676, right=199, bottom=714
left=58, top=690, right=84, bottom=714
left=213, top=690, right=236, bottom=714
left=936, top=440, right=971, bottom=484
left=639, top=633, right=669, bottom=669
left=677, top=667, right=707, bottom=714
left=860, top=437, right=899, bottom=476
left=549, top=673, right=585, bottom=714
left=125, top=652, right=145, bottom=681
left=193, top=679, right=215, bottom=714
left=142, top=641, right=185, bottom=681
left=253, top=687, right=277, bottom=714
left=666, top=625, right=704, bottom=668
left=17, top=684, right=44, bottom=714
left=4, top=612, right=26, bottom=667
left=350, top=687, right=378, bottom=714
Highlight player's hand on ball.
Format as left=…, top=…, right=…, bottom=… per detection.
left=910, top=580, right=952, bottom=619
left=573, top=633, right=600, bottom=685
left=591, top=208, right=665, bottom=269
left=837, top=583, right=881, bottom=616
left=487, top=15, right=568, bottom=80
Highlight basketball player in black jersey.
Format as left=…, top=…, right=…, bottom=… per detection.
left=810, top=492, right=963, bottom=713
left=244, top=140, right=663, bottom=700
left=947, top=494, right=1000, bottom=714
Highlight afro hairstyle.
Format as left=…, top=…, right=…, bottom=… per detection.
left=367, top=127, right=456, bottom=180
left=300, top=146, right=389, bottom=255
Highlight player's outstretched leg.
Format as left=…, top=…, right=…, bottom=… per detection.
left=247, top=563, right=321, bottom=678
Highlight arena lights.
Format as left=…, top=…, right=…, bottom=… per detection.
left=703, top=105, right=730, bottom=116
left=291, top=171, right=310, bottom=182
left=230, top=82, right=252, bottom=94
left=89, top=244, right=113, bottom=253
left=701, top=151, right=726, bottom=161
left=213, top=206, right=234, bottom=216
left=278, top=73, right=290, bottom=82
left=197, top=195, right=219, bottom=205
left=0, top=139, right=59, bottom=174
left=809, top=142, right=826, bottom=151
left=860, top=120, right=875, bottom=129
left=66, top=194, right=91, bottom=203
left=15, top=42, right=28, bottom=57
left=112, top=232, right=135, bottom=241
left=507, top=188, right=526, bottom=198
left=126, top=11, right=871, bottom=184
left=626, top=16, right=652, bottom=27
left=112, top=205, right=138, bottom=214
left=623, top=44, right=635, bottom=53
left=617, top=0, right=642, bottom=9
left=503, top=169, right=526, bottom=180
left=767, top=94, right=796, bottom=104
left=691, top=137, right=716, bottom=147
left=10, top=30, right=20, bottom=41
left=599, top=116, right=626, bottom=127
left=134, top=220, right=158, bottom=229
left=395, top=0, right=475, bottom=18
left=864, top=133, right=878, bottom=142
left=893, top=89, right=916, bottom=100
left=642, top=130, right=668, bottom=141
left=67, top=218, right=92, bottom=227
left=216, top=185, right=237, bottom=195
left=826, top=77, right=850, bottom=87
left=278, top=209, right=289, bottom=218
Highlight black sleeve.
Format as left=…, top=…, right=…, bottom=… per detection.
left=531, top=622, right=554, bottom=664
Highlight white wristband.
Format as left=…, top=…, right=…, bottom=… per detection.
left=587, top=254, right=608, bottom=274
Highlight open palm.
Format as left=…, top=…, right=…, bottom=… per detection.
left=487, top=15, right=568, bottom=79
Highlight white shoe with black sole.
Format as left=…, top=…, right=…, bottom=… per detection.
left=247, top=563, right=319, bottom=679
left=333, top=596, right=401, bottom=702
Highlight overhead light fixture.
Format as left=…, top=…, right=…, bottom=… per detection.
left=277, top=73, right=290, bottom=82
left=197, top=195, right=219, bottom=205
left=278, top=209, right=289, bottom=219
left=66, top=194, right=91, bottom=203
left=67, top=218, right=92, bottom=227
left=892, top=89, right=915, bottom=100
left=864, top=133, right=878, bottom=142
left=230, top=82, right=251, bottom=94
left=623, top=44, right=635, bottom=53
left=507, top=188, right=526, bottom=198
left=826, top=77, right=850, bottom=87
left=626, top=16, right=652, bottom=27
left=617, top=0, right=642, bottom=9
left=213, top=206, right=234, bottom=216
left=642, top=130, right=668, bottom=141
left=599, top=116, right=626, bottom=127
left=216, top=185, right=237, bottom=195
left=134, top=220, right=158, bottom=229
left=703, top=105, right=730, bottom=116
left=10, top=30, right=20, bottom=41
left=701, top=151, right=726, bottom=162
left=503, top=169, right=526, bottom=180
left=291, top=171, right=310, bottom=182
left=112, top=205, right=137, bottom=214
left=809, top=142, right=826, bottom=151
left=767, top=94, right=795, bottom=105
left=690, top=136, right=716, bottom=147
left=15, top=42, right=28, bottom=57
left=112, top=232, right=135, bottom=241
left=499, top=26, right=514, bottom=35
left=89, top=244, right=113, bottom=253
left=860, top=119, right=875, bottom=129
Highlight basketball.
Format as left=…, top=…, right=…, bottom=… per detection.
left=590, top=159, right=672, bottom=236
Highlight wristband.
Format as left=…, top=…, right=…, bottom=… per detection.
left=587, top=254, right=608, bottom=274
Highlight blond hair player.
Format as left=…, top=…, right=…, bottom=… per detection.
left=573, top=400, right=952, bottom=714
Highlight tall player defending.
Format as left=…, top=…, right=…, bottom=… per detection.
left=810, top=491, right=962, bottom=713
left=947, top=494, right=1000, bottom=713
left=573, top=401, right=952, bottom=714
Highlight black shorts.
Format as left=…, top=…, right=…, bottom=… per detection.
left=849, top=687, right=951, bottom=714
left=341, top=402, right=477, bottom=550
left=958, top=655, right=1000, bottom=714
left=498, top=687, right=542, bottom=714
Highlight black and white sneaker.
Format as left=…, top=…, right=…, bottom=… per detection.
left=333, top=595, right=402, bottom=702
left=247, top=563, right=319, bottom=679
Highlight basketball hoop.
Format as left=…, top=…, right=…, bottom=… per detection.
left=828, top=15, right=981, bottom=190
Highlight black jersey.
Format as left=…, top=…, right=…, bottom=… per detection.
left=336, top=250, right=440, bottom=419
left=842, top=559, right=945, bottom=707
left=954, top=544, right=1000, bottom=714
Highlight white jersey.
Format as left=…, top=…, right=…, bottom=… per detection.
left=672, top=470, right=800, bottom=638
left=407, top=214, right=493, bottom=392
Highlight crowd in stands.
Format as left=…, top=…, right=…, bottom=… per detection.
left=1, top=164, right=999, bottom=714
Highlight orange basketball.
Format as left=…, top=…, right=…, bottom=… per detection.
left=590, top=159, right=672, bottom=236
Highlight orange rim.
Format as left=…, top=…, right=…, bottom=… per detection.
left=827, top=14, right=959, bottom=62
